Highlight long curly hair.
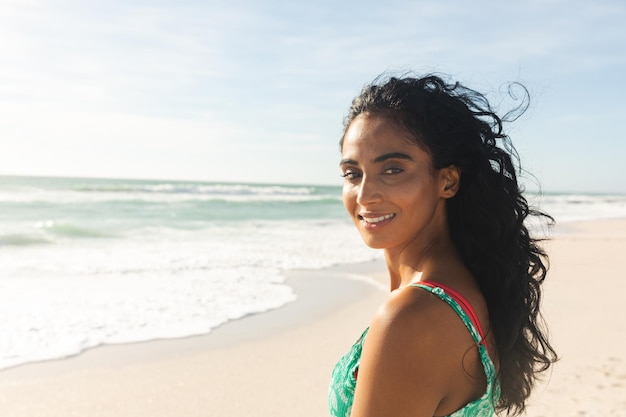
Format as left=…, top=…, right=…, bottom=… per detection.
left=341, top=74, right=557, bottom=415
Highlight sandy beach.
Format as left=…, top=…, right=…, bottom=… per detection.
left=1, top=219, right=625, bottom=416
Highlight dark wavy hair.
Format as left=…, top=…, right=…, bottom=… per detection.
left=340, top=74, right=557, bottom=415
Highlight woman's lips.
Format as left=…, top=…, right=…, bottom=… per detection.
left=358, top=213, right=396, bottom=229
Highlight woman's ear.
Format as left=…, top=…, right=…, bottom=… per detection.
left=439, top=165, right=461, bottom=198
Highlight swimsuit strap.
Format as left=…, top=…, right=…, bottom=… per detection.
left=409, top=281, right=493, bottom=359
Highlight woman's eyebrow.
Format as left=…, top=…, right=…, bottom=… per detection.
left=373, top=152, right=413, bottom=163
left=339, top=152, right=413, bottom=166
left=339, top=158, right=357, bottom=166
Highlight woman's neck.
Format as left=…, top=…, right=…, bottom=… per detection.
left=384, top=235, right=462, bottom=291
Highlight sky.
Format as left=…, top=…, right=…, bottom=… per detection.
left=0, top=0, right=625, bottom=193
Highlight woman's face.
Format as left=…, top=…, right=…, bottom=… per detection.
left=340, top=114, right=454, bottom=251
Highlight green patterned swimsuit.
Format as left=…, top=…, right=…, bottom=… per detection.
left=328, top=282, right=500, bottom=417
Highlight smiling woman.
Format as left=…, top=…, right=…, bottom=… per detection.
left=329, top=75, right=557, bottom=417
left=340, top=115, right=458, bottom=251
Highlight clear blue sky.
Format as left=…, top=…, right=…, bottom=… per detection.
left=1, top=0, right=625, bottom=193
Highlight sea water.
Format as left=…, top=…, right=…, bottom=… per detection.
left=1, top=175, right=625, bottom=370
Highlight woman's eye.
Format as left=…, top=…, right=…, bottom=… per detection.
left=383, top=167, right=403, bottom=175
left=341, top=170, right=361, bottom=180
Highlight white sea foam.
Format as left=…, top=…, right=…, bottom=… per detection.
left=527, top=193, right=626, bottom=224
left=0, top=219, right=380, bottom=370
left=0, top=182, right=336, bottom=204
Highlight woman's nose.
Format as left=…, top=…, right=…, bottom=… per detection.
left=356, top=175, right=383, bottom=206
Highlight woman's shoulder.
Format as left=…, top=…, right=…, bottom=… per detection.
left=367, top=284, right=472, bottom=359
left=359, top=286, right=486, bottom=414
left=372, top=281, right=490, bottom=374
left=374, top=283, right=463, bottom=331
left=354, top=284, right=486, bottom=416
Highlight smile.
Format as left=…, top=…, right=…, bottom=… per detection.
left=358, top=213, right=396, bottom=224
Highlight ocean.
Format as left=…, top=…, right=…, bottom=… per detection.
left=1, top=175, right=625, bottom=371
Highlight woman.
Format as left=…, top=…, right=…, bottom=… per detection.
left=329, top=75, right=557, bottom=417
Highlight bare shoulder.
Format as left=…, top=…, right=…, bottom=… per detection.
left=350, top=285, right=486, bottom=417
left=368, top=284, right=468, bottom=356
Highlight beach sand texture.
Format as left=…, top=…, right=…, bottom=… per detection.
left=0, top=220, right=624, bottom=416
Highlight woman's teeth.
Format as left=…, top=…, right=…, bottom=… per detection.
left=361, top=214, right=395, bottom=223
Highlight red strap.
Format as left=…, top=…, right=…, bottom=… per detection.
left=417, top=281, right=492, bottom=358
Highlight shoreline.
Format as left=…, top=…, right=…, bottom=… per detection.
left=1, top=218, right=625, bottom=416
left=0, top=259, right=389, bottom=417
left=0, top=259, right=388, bottom=381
